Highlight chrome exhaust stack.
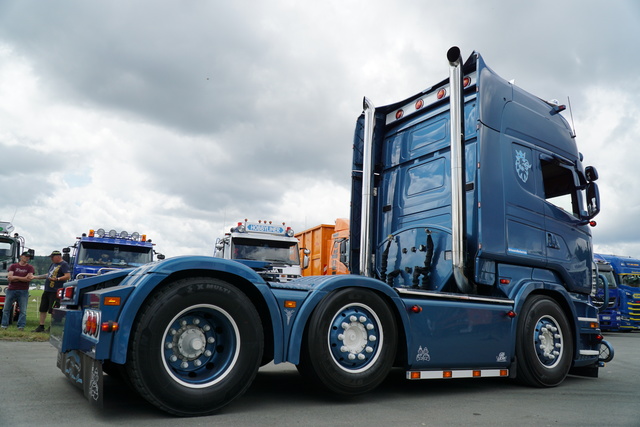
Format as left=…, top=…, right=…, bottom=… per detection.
left=359, top=97, right=376, bottom=277
left=447, top=46, right=473, bottom=294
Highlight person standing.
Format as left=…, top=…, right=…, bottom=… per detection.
left=1, top=252, right=35, bottom=331
left=32, top=250, right=70, bottom=333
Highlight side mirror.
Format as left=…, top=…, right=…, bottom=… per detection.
left=586, top=182, right=600, bottom=219
left=585, top=166, right=599, bottom=182
left=302, top=248, right=310, bottom=269
left=156, top=253, right=165, bottom=260
left=592, top=273, right=610, bottom=311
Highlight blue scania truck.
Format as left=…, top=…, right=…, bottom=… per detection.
left=50, top=47, right=612, bottom=416
left=594, top=253, right=640, bottom=331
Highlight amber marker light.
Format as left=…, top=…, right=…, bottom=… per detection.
left=104, top=297, right=121, bottom=306
left=473, top=371, right=481, bottom=377
left=395, top=109, right=404, bottom=119
left=500, top=370, right=508, bottom=377
left=443, top=371, right=453, bottom=378
left=284, top=300, right=296, bottom=308
left=410, top=372, right=421, bottom=379
left=101, top=321, right=119, bottom=333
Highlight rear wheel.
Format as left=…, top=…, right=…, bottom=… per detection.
left=298, top=288, right=397, bottom=395
left=516, top=295, right=573, bottom=387
left=126, top=277, right=263, bottom=416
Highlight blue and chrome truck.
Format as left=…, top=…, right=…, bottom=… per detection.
left=594, top=253, right=640, bottom=331
left=593, top=254, right=621, bottom=331
left=50, top=47, right=612, bottom=416
left=62, top=228, right=163, bottom=280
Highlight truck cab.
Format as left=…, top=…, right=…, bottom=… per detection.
left=0, top=221, right=33, bottom=315
left=593, top=256, right=620, bottom=331
left=64, top=228, right=161, bottom=280
left=595, top=253, right=640, bottom=330
left=214, top=219, right=303, bottom=282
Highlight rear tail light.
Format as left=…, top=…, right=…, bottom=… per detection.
left=82, top=309, right=101, bottom=338
left=58, top=286, right=76, bottom=302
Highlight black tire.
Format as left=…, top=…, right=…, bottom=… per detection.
left=515, top=295, right=573, bottom=387
left=297, top=288, right=397, bottom=395
left=126, top=277, right=263, bottom=416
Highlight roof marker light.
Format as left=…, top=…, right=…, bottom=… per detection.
left=437, top=88, right=446, bottom=99
left=463, top=77, right=471, bottom=87
left=415, top=99, right=424, bottom=110
left=395, top=109, right=404, bottom=119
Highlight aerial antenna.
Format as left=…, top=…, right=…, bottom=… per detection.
left=567, top=96, right=577, bottom=138
left=10, top=208, right=18, bottom=223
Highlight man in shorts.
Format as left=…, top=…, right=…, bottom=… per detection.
left=32, top=250, right=70, bottom=333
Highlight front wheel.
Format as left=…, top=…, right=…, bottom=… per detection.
left=515, top=295, right=573, bottom=387
left=297, top=288, right=397, bottom=395
left=126, top=277, right=263, bottom=416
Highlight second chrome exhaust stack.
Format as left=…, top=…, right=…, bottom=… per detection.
left=447, top=46, right=473, bottom=294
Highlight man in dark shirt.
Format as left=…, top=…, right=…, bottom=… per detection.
left=1, top=252, right=35, bottom=331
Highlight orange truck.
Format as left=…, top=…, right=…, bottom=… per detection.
left=295, top=218, right=349, bottom=276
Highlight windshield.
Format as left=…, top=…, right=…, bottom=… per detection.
left=598, top=270, right=617, bottom=289
left=0, top=239, right=15, bottom=262
left=78, top=242, right=153, bottom=267
left=620, top=274, right=640, bottom=288
left=231, top=237, right=300, bottom=265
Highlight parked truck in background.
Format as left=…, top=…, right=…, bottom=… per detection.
left=296, top=218, right=350, bottom=276
left=50, top=47, right=612, bottom=417
left=593, top=255, right=620, bottom=331
left=62, top=228, right=162, bottom=280
left=214, top=219, right=303, bottom=283
left=594, top=253, right=640, bottom=331
left=0, top=221, right=34, bottom=320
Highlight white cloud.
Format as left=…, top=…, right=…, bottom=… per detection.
left=0, top=0, right=639, bottom=261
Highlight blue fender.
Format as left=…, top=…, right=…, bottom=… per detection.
left=284, top=274, right=412, bottom=365
left=109, top=255, right=283, bottom=364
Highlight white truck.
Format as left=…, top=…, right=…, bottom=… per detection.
left=214, top=219, right=306, bottom=282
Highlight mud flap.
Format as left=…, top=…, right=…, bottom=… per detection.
left=57, top=350, right=104, bottom=408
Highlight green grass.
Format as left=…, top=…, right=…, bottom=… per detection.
left=0, top=289, right=50, bottom=342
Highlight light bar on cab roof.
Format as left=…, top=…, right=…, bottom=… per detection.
left=88, top=228, right=145, bottom=241
left=386, top=71, right=476, bottom=126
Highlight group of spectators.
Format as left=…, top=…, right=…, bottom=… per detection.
left=1, top=250, right=70, bottom=332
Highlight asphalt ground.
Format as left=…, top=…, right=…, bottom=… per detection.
left=0, top=331, right=637, bottom=426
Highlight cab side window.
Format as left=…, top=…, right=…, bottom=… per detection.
left=541, top=159, right=579, bottom=218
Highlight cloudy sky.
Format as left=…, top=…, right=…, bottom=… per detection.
left=1, top=0, right=639, bottom=260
